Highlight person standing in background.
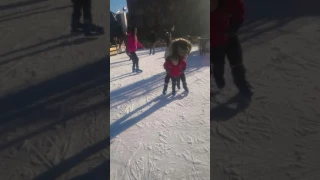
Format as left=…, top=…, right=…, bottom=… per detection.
left=164, top=29, right=172, bottom=46
left=148, top=30, right=157, bottom=55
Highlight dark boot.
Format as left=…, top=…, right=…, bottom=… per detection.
left=177, top=78, right=181, bottom=90
left=83, top=19, right=104, bottom=36
left=172, top=79, right=177, bottom=96
left=163, top=83, right=168, bottom=95
left=183, top=82, right=189, bottom=92
left=213, top=65, right=226, bottom=89
left=231, top=64, right=253, bottom=99
left=136, top=65, right=141, bottom=72
left=71, top=20, right=84, bottom=33
left=132, top=63, right=136, bottom=72
left=214, top=76, right=225, bottom=89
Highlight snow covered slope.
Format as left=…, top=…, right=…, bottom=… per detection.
left=110, top=46, right=210, bottom=179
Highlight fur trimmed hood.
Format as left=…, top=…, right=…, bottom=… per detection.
left=165, top=38, right=192, bottom=60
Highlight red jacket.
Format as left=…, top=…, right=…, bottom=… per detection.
left=210, top=0, right=245, bottom=47
left=164, top=59, right=186, bottom=78
left=127, top=33, right=144, bottom=53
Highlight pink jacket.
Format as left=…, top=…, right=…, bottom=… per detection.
left=127, top=33, right=144, bottom=53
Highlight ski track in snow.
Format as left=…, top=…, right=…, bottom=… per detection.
left=110, top=46, right=210, bottom=179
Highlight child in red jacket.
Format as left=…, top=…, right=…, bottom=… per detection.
left=211, top=0, right=253, bottom=99
left=127, top=27, right=144, bottom=72
left=163, top=38, right=192, bottom=96
left=163, top=58, right=187, bottom=96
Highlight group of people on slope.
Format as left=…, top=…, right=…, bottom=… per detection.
left=110, top=0, right=254, bottom=99
left=125, top=28, right=173, bottom=58
left=125, top=27, right=191, bottom=96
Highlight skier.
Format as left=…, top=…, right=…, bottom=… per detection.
left=71, top=0, right=104, bottom=36
left=163, top=38, right=192, bottom=95
left=148, top=30, right=157, bottom=55
left=210, top=0, right=253, bottom=98
left=127, top=27, right=144, bottom=72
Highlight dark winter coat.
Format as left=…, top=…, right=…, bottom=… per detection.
left=165, top=32, right=171, bottom=42
left=148, top=32, right=157, bottom=43
left=210, top=0, right=245, bottom=47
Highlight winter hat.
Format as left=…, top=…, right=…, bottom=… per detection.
left=173, top=38, right=192, bottom=57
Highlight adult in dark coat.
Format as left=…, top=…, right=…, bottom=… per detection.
left=148, top=30, right=157, bottom=55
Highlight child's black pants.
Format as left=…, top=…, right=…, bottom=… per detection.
left=130, top=52, right=139, bottom=70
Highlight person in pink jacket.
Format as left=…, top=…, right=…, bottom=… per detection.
left=127, top=27, right=144, bottom=72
